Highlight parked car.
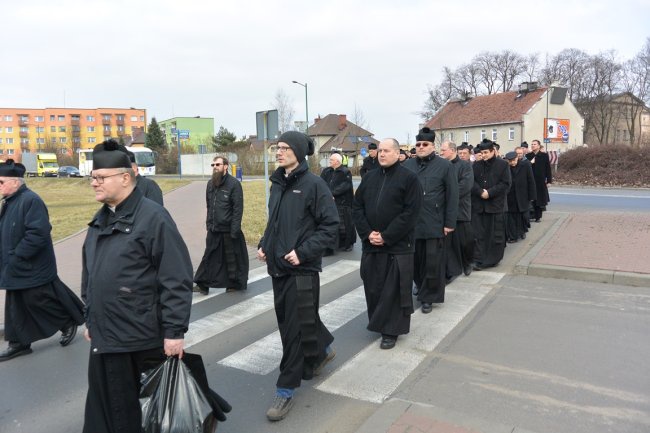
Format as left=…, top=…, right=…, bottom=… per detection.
left=58, top=166, right=82, bottom=177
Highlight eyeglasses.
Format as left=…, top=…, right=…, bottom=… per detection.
left=415, top=142, right=430, bottom=148
left=211, top=163, right=223, bottom=167
left=90, top=173, right=124, bottom=184
left=276, top=145, right=292, bottom=153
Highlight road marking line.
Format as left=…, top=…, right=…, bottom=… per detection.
left=316, top=271, right=504, bottom=403
left=219, top=286, right=367, bottom=374
left=185, top=260, right=360, bottom=348
left=191, top=265, right=269, bottom=305
left=550, top=192, right=650, bottom=199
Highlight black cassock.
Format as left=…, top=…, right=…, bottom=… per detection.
left=194, top=230, right=249, bottom=291
left=446, top=221, right=474, bottom=279
left=414, top=238, right=446, bottom=304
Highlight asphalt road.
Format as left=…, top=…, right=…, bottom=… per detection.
left=549, top=186, right=650, bottom=212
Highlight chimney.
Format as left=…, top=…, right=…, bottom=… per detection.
left=338, top=114, right=347, bottom=130
left=314, top=116, right=321, bottom=124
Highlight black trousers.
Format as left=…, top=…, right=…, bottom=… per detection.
left=272, top=274, right=333, bottom=389
left=414, top=238, right=446, bottom=304
left=83, top=347, right=165, bottom=433
left=473, top=212, right=506, bottom=268
left=194, top=230, right=249, bottom=290
left=446, top=221, right=474, bottom=278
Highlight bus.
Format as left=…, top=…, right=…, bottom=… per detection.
left=78, top=146, right=156, bottom=177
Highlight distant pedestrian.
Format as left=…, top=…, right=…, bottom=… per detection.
left=439, top=141, right=475, bottom=280
left=320, top=153, right=356, bottom=254
left=473, top=146, right=483, bottom=162
left=257, top=131, right=339, bottom=422
left=125, top=149, right=163, bottom=206
left=404, top=131, right=458, bottom=314
left=525, top=139, right=552, bottom=222
left=0, top=159, right=84, bottom=362
left=398, top=149, right=408, bottom=163
left=505, top=151, right=536, bottom=243
left=360, top=142, right=379, bottom=177
left=81, top=140, right=193, bottom=433
left=353, top=138, right=423, bottom=350
left=194, top=155, right=249, bottom=294
left=471, top=139, right=511, bottom=270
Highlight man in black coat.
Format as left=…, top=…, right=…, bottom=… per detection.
left=471, top=139, right=511, bottom=270
left=81, top=139, right=193, bottom=433
left=194, top=155, right=249, bottom=294
left=525, top=139, right=552, bottom=222
left=126, top=150, right=163, bottom=205
left=505, top=151, right=537, bottom=243
left=0, top=160, right=84, bottom=362
left=403, top=130, right=458, bottom=314
left=320, top=153, right=356, bottom=253
left=257, top=131, right=339, bottom=422
left=360, top=142, right=379, bottom=177
left=440, top=141, right=474, bottom=280
left=353, top=138, right=423, bottom=350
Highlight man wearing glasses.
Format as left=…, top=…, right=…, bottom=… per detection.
left=404, top=129, right=458, bottom=314
left=258, top=131, right=339, bottom=421
left=194, top=155, right=248, bottom=294
left=0, top=159, right=84, bottom=362
left=81, top=139, right=193, bottom=433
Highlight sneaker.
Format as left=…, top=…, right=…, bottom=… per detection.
left=313, top=347, right=336, bottom=376
left=266, top=395, right=293, bottom=421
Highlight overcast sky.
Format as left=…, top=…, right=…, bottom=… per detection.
left=2, top=0, right=648, bottom=144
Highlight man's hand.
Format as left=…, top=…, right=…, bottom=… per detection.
left=284, top=250, right=300, bottom=266
left=84, top=328, right=91, bottom=342
left=257, top=248, right=266, bottom=262
left=481, top=189, right=489, bottom=200
left=369, top=231, right=384, bottom=246
left=443, top=227, right=455, bottom=236
left=164, top=338, right=184, bottom=359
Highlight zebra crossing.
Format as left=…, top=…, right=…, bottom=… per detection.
left=184, top=258, right=504, bottom=404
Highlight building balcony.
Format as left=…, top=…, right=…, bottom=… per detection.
left=19, top=131, right=29, bottom=138
left=72, top=130, right=81, bottom=137
left=18, top=119, right=29, bottom=127
left=102, top=118, right=111, bottom=125
left=116, top=129, right=125, bottom=136
left=71, top=118, right=80, bottom=126
left=103, top=129, right=112, bottom=136
left=116, top=118, right=125, bottom=126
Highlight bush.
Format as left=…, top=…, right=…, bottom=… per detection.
left=555, top=144, right=650, bottom=187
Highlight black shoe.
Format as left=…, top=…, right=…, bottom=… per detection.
left=534, top=218, right=541, bottom=223
left=226, top=287, right=238, bottom=293
left=521, top=233, right=526, bottom=240
left=421, top=303, right=433, bottom=314
left=446, top=275, right=458, bottom=285
left=473, top=263, right=484, bottom=271
left=266, top=395, right=294, bottom=421
left=193, top=284, right=209, bottom=295
left=0, top=344, right=32, bottom=362
left=507, top=239, right=517, bottom=243
left=60, top=324, right=78, bottom=347
left=380, top=335, right=397, bottom=350
left=463, top=265, right=472, bottom=276
left=343, top=246, right=354, bottom=252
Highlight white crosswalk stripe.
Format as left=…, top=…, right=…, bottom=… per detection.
left=218, top=286, right=367, bottom=374
left=185, top=260, right=360, bottom=349
left=191, top=264, right=269, bottom=305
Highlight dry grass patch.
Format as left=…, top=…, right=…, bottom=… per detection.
left=241, top=180, right=268, bottom=245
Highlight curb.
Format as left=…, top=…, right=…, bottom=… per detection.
left=514, top=213, right=650, bottom=287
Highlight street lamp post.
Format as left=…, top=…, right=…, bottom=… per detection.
left=292, top=80, right=308, bottom=133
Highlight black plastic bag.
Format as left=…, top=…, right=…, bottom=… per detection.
left=140, top=353, right=231, bottom=433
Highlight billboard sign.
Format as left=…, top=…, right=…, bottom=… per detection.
left=544, top=118, right=570, bottom=143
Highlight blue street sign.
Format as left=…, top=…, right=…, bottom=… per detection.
left=178, top=129, right=190, bottom=139
left=360, top=147, right=368, bottom=157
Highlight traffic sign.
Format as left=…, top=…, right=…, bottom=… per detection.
left=178, top=129, right=190, bottom=139
left=360, top=147, right=368, bottom=157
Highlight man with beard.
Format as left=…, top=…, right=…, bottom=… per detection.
left=125, top=150, right=163, bottom=206
left=81, top=139, right=192, bottom=433
left=360, top=142, right=379, bottom=177
left=353, top=138, right=423, bottom=349
left=320, top=153, right=356, bottom=254
left=504, top=151, right=536, bottom=243
left=525, top=139, right=553, bottom=222
left=439, top=141, right=474, bottom=280
left=0, top=160, right=84, bottom=361
left=471, top=139, right=511, bottom=270
left=404, top=130, right=457, bottom=314
left=194, top=155, right=248, bottom=294
left=257, top=131, right=339, bottom=421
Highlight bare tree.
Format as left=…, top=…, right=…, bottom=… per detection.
left=474, top=51, right=500, bottom=94
left=621, top=38, right=650, bottom=146
left=523, top=52, right=541, bottom=82
left=272, top=89, right=295, bottom=133
left=351, top=103, right=369, bottom=130
left=456, top=63, right=481, bottom=96
left=494, top=50, right=527, bottom=92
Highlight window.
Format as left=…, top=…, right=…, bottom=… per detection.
left=480, top=129, right=486, bottom=140
left=4, top=115, right=12, bottom=121
left=131, top=115, right=138, bottom=121
left=7, top=149, right=14, bottom=155
left=117, top=126, right=125, bottom=132
left=20, top=138, right=29, bottom=145
left=50, top=115, right=56, bottom=121
left=117, top=115, right=124, bottom=121
left=88, top=137, right=96, bottom=143
left=60, top=148, right=68, bottom=155
left=51, top=137, right=57, bottom=144
left=71, top=115, right=80, bottom=121
left=19, top=115, right=29, bottom=122
left=59, top=137, right=67, bottom=143
left=449, top=132, right=454, bottom=141
left=492, top=128, right=497, bottom=141
left=6, top=138, right=14, bottom=144
left=103, top=114, right=111, bottom=121
left=87, top=126, right=95, bottom=132
left=140, top=116, right=145, bottom=121
left=72, top=126, right=80, bottom=132
left=509, top=127, right=515, bottom=140
left=51, top=126, right=56, bottom=132
left=6, top=127, right=13, bottom=133
left=35, top=116, right=44, bottom=122
left=59, top=126, right=66, bottom=132
left=440, top=132, right=444, bottom=142
left=58, top=115, right=65, bottom=122
left=36, top=126, right=44, bottom=133
left=73, top=137, right=81, bottom=144
left=20, top=127, right=28, bottom=133
left=87, top=115, right=95, bottom=122
left=36, top=138, right=45, bottom=145
left=464, top=131, right=469, bottom=142
left=0, top=138, right=3, bottom=144
left=103, top=125, right=111, bottom=132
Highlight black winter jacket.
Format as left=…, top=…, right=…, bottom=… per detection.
left=320, top=166, right=354, bottom=207
left=206, top=173, right=243, bottom=236
left=0, top=185, right=57, bottom=290
left=260, top=160, right=339, bottom=277
left=450, top=156, right=473, bottom=222
left=353, top=161, right=423, bottom=254
left=525, top=151, right=552, bottom=206
left=471, top=156, right=512, bottom=214
left=82, top=188, right=193, bottom=354
left=507, top=161, right=537, bottom=212
left=136, top=175, right=164, bottom=206
left=403, top=154, right=458, bottom=239
left=360, top=156, right=379, bottom=177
